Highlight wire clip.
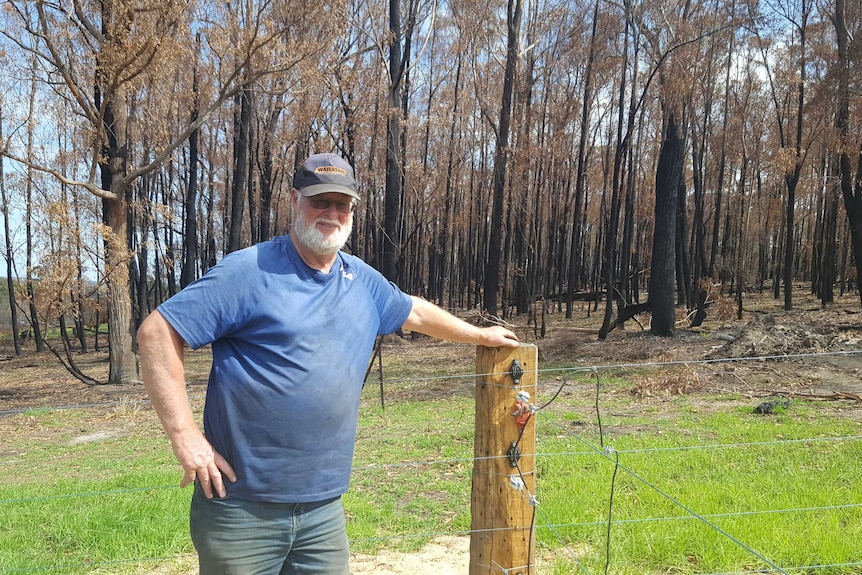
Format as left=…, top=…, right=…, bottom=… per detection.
left=509, top=474, right=525, bottom=491
left=507, top=441, right=521, bottom=467
left=509, top=358, right=524, bottom=388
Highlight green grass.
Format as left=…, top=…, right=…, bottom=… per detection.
left=532, top=387, right=862, bottom=574
left=1, top=365, right=861, bottom=573
left=0, top=479, right=192, bottom=570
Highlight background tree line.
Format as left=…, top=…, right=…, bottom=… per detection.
left=0, top=0, right=860, bottom=384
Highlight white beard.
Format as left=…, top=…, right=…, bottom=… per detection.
left=292, top=208, right=353, bottom=255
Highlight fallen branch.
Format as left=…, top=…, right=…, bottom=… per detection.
left=760, top=390, right=862, bottom=403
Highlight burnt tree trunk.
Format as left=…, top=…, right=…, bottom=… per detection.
left=834, top=0, right=862, bottom=307
left=483, top=0, right=521, bottom=317
left=383, top=0, right=405, bottom=282
left=650, top=110, right=686, bottom=336
left=228, top=85, right=251, bottom=254
left=0, top=106, right=21, bottom=356
left=566, top=0, right=599, bottom=319
left=182, top=55, right=200, bottom=289
left=598, top=4, right=634, bottom=340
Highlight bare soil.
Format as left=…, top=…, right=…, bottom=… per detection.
left=2, top=291, right=862, bottom=573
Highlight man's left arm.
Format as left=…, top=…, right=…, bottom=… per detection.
left=401, top=296, right=520, bottom=348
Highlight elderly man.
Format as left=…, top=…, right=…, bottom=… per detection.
left=138, top=152, right=519, bottom=575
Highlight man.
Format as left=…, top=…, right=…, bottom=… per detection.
left=138, top=152, right=519, bottom=575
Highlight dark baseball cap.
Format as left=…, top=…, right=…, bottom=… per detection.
left=293, top=153, right=359, bottom=200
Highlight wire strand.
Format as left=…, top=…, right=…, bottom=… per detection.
left=544, top=416, right=791, bottom=574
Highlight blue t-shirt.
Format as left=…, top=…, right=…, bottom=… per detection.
left=157, top=234, right=413, bottom=503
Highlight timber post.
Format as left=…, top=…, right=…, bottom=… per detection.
left=470, top=344, right=538, bottom=574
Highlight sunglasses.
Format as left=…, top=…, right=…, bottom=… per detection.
left=305, top=197, right=357, bottom=214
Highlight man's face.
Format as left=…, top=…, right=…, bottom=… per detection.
left=292, top=191, right=355, bottom=255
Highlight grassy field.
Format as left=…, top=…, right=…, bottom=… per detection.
left=1, top=305, right=862, bottom=574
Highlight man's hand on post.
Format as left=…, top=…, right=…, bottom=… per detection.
left=478, top=325, right=520, bottom=348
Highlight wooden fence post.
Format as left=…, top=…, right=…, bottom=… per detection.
left=470, top=343, right=538, bottom=575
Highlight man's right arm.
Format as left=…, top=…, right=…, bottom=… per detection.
left=138, top=310, right=236, bottom=498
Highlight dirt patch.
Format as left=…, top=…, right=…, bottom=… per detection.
left=65, top=427, right=129, bottom=445
left=351, top=537, right=470, bottom=574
